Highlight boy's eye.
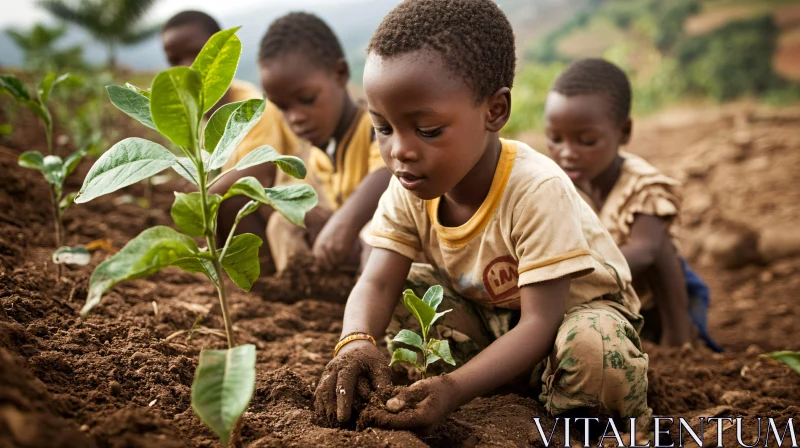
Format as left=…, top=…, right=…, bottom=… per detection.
left=375, top=126, right=393, bottom=136
left=417, top=128, right=442, bottom=139
left=299, top=95, right=316, bottom=105
left=579, top=139, right=597, bottom=146
left=548, top=135, right=562, bottom=144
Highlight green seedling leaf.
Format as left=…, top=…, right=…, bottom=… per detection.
left=150, top=67, right=203, bottom=148
left=171, top=192, right=222, bottom=237
left=422, top=285, right=444, bottom=311
left=62, top=147, right=87, bottom=178
left=25, top=100, right=51, bottom=128
left=192, top=344, right=256, bottom=445
left=0, top=74, right=31, bottom=101
left=38, top=73, right=69, bottom=105
left=42, top=155, right=64, bottom=187
left=82, top=226, right=206, bottom=315
left=173, top=153, right=208, bottom=186
left=430, top=310, right=452, bottom=331
left=234, top=200, right=260, bottom=224
left=764, top=351, right=800, bottom=375
left=393, top=329, right=424, bottom=351
left=390, top=348, right=421, bottom=370
left=223, top=178, right=317, bottom=227
left=18, top=151, right=44, bottom=171
left=107, top=85, right=156, bottom=130
left=191, top=27, right=243, bottom=113
left=221, top=233, right=262, bottom=291
left=60, top=192, right=78, bottom=213
left=53, top=246, right=91, bottom=266
left=428, top=339, right=455, bottom=366
left=203, top=101, right=242, bottom=153
left=207, top=99, right=266, bottom=171
left=76, top=137, right=176, bottom=203
left=125, top=82, right=151, bottom=99
left=235, top=145, right=306, bottom=179
left=174, top=255, right=219, bottom=288
left=402, top=289, right=436, bottom=337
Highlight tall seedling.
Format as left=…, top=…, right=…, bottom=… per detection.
left=1, top=73, right=90, bottom=277
left=75, top=27, right=317, bottom=445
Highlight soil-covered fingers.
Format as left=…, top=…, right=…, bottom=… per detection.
left=314, top=369, right=340, bottom=424
left=335, top=364, right=361, bottom=423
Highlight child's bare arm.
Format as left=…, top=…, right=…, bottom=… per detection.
left=313, top=167, right=392, bottom=268
left=620, top=214, right=670, bottom=276
left=314, top=247, right=412, bottom=424
left=649, top=239, right=692, bottom=346
left=368, top=276, right=570, bottom=432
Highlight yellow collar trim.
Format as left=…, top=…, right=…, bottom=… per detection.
left=426, top=139, right=517, bottom=248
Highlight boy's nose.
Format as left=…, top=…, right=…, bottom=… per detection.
left=390, top=138, right=418, bottom=163
left=287, top=109, right=307, bottom=126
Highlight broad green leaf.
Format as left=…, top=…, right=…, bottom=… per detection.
left=171, top=192, right=222, bottom=237
left=430, top=310, right=452, bottom=330
left=62, top=147, right=87, bottom=177
left=402, top=289, right=436, bottom=337
left=175, top=256, right=219, bottom=288
left=150, top=67, right=203, bottom=148
left=18, top=151, right=44, bottom=171
left=38, top=73, right=69, bottom=105
left=107, top=85, right=156, bottom=130
left=60, top=192, right=78, bottom=213
left=52, top=246, right=91, bottom=266
left=221, top=233, right=262, bottom=291
left=765, top=351, right=800, bottom=375
left=203, top=101, right=243, bottom=153
left=191, top=27, right=242, bottom=112
left=173, top=155, right=205, bottom=186
left=234, top=200, right=260, bottom=224
left=42, top=155, right=64, bottom=187
left=425, top=352, right=441, bottom=365
left=428, top=339, right=456, bottom=366
left=25, top=100, right=51, bottom=128
left=207, top=99, right=266, bottom=171
left=422, top=285, right=444, bottom=311
left=390, top=348, right=420, bottom=369
left=222, top=177, right=317, bottom=227
left=125, top=82, right=151, bottom=99
left=393, top=329, right=424, bottom=351
left=235, top=145, right=306, bottom=179
left=192, top=344, right=256, bottom=446
left=76, top=137, right=176, bottom=203
left=82, top=226, right=204, bottom=315
left=0, top=74, right=31, bottom=101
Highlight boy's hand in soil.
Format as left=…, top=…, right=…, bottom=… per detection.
left=368, top=374, right=460, bottom=434
left=312, top=168, right=391, bottom=269
left=315, top=340, right=392, bottom=425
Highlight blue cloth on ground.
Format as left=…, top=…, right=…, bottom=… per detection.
left=681, top=258, right=723, bottom=352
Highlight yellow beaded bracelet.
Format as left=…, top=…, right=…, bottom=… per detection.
left=333, top=332, right=376, bottom=357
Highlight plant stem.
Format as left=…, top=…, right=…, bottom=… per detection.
left=45, top=124, right=53, bottom=155
left=51, top=187, right=62, bottom=279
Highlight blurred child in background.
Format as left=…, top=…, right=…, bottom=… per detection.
left=544, top=58, right=721, bottom=351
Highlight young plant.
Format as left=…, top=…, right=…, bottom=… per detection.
left=390, top=285, right=456, bottom=379
left=74, top=27, right=317, bottom=445
left=1, top=72, right=89, bottom=276
left=764, top=351, right=800, bottom=376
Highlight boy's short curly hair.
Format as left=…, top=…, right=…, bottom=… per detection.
left=163, top=10, right=221, bottom=37
left=368, top=0, right=516, bottom=102
left=258, top=12, right=345, bottom=70
left=551, top=58, right=632, bottom=124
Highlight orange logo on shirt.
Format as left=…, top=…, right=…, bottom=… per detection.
left=482, top=255, right=520, bottom=304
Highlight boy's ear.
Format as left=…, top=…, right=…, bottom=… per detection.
left=333, top=57, right=350, bottom=87
left=486, top=87, right=511, bottom=133
left=620, top=118, right=633, bottom=145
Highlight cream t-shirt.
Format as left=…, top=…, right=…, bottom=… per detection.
left=366, top=139, right=640, bottom=313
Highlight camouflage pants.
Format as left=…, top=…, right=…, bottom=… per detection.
left=387, top=263, right=652, bottom=429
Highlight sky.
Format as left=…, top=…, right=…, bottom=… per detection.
left=0, top=0, right=348, bottom=28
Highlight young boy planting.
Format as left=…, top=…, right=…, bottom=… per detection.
left=315, top=0, right=651, bottom=434
left=544, top=58, right=721, bottom=351
left=250, top=12, right=392, bottom=272
left=162, top=10, right=299, bottom=253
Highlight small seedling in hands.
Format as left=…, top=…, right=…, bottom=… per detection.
left=763, top=351, right=800, bottom=376
left=1, top=72, right=89, bottom=277
left=75, top=27, right=317, bottom=446
left=390, top=285, right=456, bottom=379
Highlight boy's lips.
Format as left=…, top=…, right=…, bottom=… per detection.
left=563, top=169, right=582, bottom=180
left=396, top=172, right=426, bottom=191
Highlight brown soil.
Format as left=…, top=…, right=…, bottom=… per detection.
left=1, top=102, right=799, bottom=447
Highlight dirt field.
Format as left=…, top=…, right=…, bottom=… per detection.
left=1, top=102, right=799, bottom=447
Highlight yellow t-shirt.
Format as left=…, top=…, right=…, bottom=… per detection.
left=304, top=106, right=385, bottom=211
left=366, top=139, right=640, bottom=313
left=222, top=79, right=299, bottom=171
left=578, top=151, right=681, bottom=247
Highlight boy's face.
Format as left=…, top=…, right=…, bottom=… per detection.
left=260, top=52, right=349, bottom=148
left=544, top=92, right=631, bottom=185
left=363, top=51, right=493, bottom=200
left=162, top=24, right=211, bottom=67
